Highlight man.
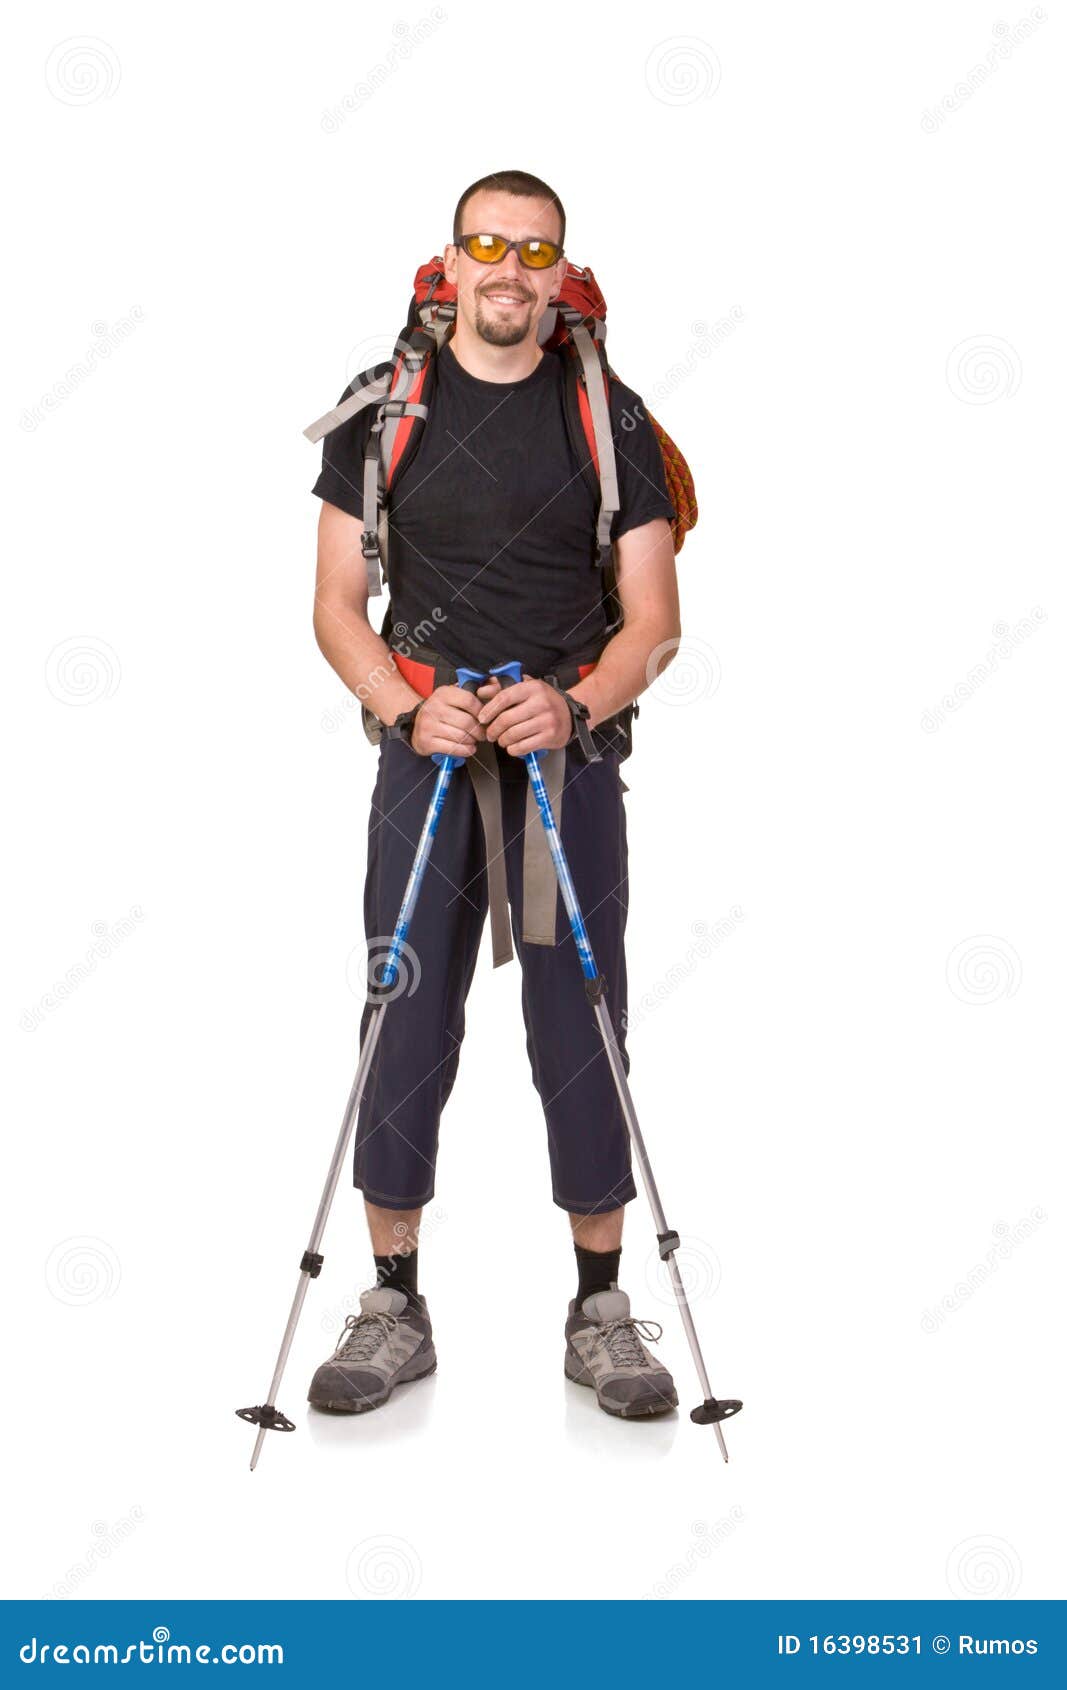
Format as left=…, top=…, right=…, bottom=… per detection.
left=309, top=170, right=682, bottom=1420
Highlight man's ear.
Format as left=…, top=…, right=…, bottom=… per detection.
left=442, top=242, right=458, bottom=285
left=548, top=254, right=568, bottom=303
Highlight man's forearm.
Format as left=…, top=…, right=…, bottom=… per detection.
left=313, top=599, right=422, bottom=726
left=567, top=617, right=678, bottom=729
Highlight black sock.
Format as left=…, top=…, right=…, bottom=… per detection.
left=575, top=1244, right=621, bottom=1310
left=374, top=1248, right=418, bottom=1301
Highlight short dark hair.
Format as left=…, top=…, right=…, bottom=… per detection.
left=452, top=170, right=566, bottom=249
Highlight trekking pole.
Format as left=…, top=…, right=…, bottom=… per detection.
left=236, top=673, right=485, bottom=1471
left=493, top=661, right=743, bottom=1461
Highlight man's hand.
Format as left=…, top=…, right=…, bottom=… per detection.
left=477, top=677, right=572, bottom=757
left=409, top=684, right=487, bottom=759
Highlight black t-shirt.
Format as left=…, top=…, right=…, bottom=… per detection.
left=311, top=341, right=674, bottom=676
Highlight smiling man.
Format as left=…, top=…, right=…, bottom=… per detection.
left=309, top=170, right=683, bottom=1422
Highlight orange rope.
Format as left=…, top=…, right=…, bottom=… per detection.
left=647, top=410, right=698, bottom=555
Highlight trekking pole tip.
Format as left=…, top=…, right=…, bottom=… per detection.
left=237, top=1402, right=295, bottom=1473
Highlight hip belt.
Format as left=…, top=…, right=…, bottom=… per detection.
left=363, top=646, right=601, bottom=968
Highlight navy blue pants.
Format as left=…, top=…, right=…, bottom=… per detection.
left=353, top=738, right=636, bottom=1214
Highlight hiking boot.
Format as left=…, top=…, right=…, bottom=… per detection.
left=564, top=1289, right=678, bottom=1418
left=308, top=1287, right=436, bottom=1414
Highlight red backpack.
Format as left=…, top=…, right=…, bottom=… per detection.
left=305, top=258, right=698, bottom=619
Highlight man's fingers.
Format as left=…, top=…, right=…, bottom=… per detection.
left=433, top=703, right=486, bottom=736
left=498, top=716, right=552, bottom=750
left=483, top=699, right=539, bottom=740
left=477, top=680, right=534, bottom=724
left=506, top=732, right=552, bottom=756
left=437, top=685, right=484, bottom=717
left=420, top=727, right=478, bottom=757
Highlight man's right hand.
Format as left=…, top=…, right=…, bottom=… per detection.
left=409, top=684, right=489, bottom=759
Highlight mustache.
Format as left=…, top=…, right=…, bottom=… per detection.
left=476, top=281, right=534, bottom=302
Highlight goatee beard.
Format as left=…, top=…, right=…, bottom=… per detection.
left=473, top=296, right=535, bottom=347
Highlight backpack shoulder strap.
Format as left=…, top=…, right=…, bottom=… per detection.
left=302, top=367, right=394, bottom=444
left=557, top=308, right=619, bottom=567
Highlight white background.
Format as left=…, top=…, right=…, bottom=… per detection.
left=4, top=2, right=1063, bottom=1603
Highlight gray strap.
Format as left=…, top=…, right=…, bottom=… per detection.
left=467, top=745, right=513, bottom=969
left=571, top=322, right=620, bottom=552
left=419, top=310, right=455, bottom=354
left=380, top=359, right=424, bottom=482
left=522, top=749, right=566, bottom=946
left=361, top=399, right=428, bottom=598
left=303, top=371, right=393, bottom=443
left=362, top=446, right=383, bottom=597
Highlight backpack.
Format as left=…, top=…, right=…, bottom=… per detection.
left=304, top=258, right=698, bottom=630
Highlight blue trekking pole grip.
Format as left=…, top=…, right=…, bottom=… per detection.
left=387, top=670, right=490, bottom=986
left=428, top=667, right=493, bottom=769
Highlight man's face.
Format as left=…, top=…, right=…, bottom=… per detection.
left=444, top=189, right=566, bottom=348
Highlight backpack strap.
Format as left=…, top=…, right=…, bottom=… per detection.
left=360, top=394, right=429, bottom=595
left=302, top=368, right=393, bottom=444
left=362, top=307, right=456, bottom=596
left=557, top=308, right=619, bottom=567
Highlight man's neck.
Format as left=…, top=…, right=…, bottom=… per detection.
left=447, top=321, right=543, bottom=383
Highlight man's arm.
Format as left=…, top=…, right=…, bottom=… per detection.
left=313, top=501, right=420, bottom=726
left=567, top=516, right=681, bottom=727
left=478, top=516, right=681, bottom=754
left=312, top=500, right=485, bottom=757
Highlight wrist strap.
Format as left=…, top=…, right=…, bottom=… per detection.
left=381, top=697, right=426, bottom=746
left=545, top=677, right=601, bottom=763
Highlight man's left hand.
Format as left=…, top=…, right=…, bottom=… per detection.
left=477, top=677, right=572, bottom=756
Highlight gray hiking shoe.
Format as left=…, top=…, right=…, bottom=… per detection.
left=564, top=1289, right=678, bottom=1418
left=308, top=1287, right=436, bottom=1414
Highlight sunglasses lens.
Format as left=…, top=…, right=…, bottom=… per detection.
left=519, top=240, right=559, bottom=269
left=463, top=234, right=509, bottom=263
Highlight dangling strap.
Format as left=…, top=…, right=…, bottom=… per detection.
left=521, top=748, right=566, bottom=946
left=303, top=370, right=393, bottom=444
left=466, top=744, right=514, bottom=968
